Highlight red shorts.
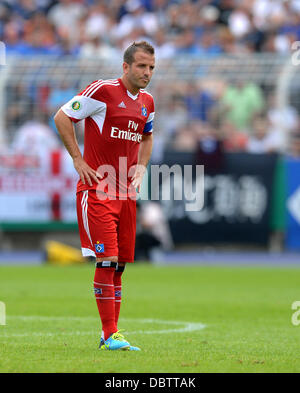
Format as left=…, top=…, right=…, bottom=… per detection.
left=76, top=190, right=136, bottom=262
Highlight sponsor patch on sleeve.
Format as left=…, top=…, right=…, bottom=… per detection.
left=71, top=101, right=81, bottom=110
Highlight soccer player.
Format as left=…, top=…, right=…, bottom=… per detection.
left=54, top=41, right=155, bottom=351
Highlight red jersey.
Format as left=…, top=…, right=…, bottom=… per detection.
left=61, top=78, right=155, bottom=198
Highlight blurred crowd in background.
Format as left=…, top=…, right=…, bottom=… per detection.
left=152, top=78, right=300, bottom=163
left=2, top=0, right=300, bottom=57
left=6, top=76, right=300, bottom=164
left=1, top=0, right=300, bottom=161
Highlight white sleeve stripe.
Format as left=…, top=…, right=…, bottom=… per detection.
left=85, top=81, right=119, bottom=98
left=83, top=80, right=119, bottom=98
left=82, top=78, right=118, bottom=97
left=82, top=79, right=102, bottom=97
left=147, top=112, right=155, bottom=123
left=84, top=81, right=118, bottom=98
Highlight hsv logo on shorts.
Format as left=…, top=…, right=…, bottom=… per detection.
left=95, top=242, right=105, bottom=253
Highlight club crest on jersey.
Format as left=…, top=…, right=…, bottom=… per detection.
left=141, top=104, right=147, bottom=117
left=71, top=101, right=81, bottom=110
left=95, top=242, right=104, bottom=253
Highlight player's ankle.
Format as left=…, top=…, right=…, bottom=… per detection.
left=105, top=330, right=117, bottom=340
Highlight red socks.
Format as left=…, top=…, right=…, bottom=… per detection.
left=93, top=262, right=117, bottom=340
left=93, top=262, right=125, bottom=341
left=114, top=265, right=125, bottom=328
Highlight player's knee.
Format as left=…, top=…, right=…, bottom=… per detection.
left=96, top=256, right=118, bottom=263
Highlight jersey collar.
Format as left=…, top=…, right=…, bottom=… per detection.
left=118, top=78, right=139, bottom=101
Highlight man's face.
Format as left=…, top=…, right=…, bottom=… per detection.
left=123, top=50, right=155, bottom=90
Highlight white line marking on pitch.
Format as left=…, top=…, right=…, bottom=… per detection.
left=123, top=318, right=206, bottom=334
left=1, top=316, right=206, bottom=338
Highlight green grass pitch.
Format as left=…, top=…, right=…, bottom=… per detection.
left=1, top=263, right=300, bottom=373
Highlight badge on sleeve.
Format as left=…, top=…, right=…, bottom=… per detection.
left=71, top=101, right=81, bottom=110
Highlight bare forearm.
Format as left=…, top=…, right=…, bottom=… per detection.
left=131, top=134, right=153, bottom=192
left=138, top=134, right=153, bottom=167
left=54, top=109, right=82, bottom=160
left=54, top=109, right=100, bottom=186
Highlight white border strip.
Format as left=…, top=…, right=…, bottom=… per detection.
left=81, top=190, right=93, bottom=248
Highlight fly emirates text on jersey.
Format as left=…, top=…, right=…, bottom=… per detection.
left=110, top=120, right=143, bottom=143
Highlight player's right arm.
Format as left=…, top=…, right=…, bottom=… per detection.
left=54, top=81, right=108, bottom=186
left=54, top=109, right=100, bottom=186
